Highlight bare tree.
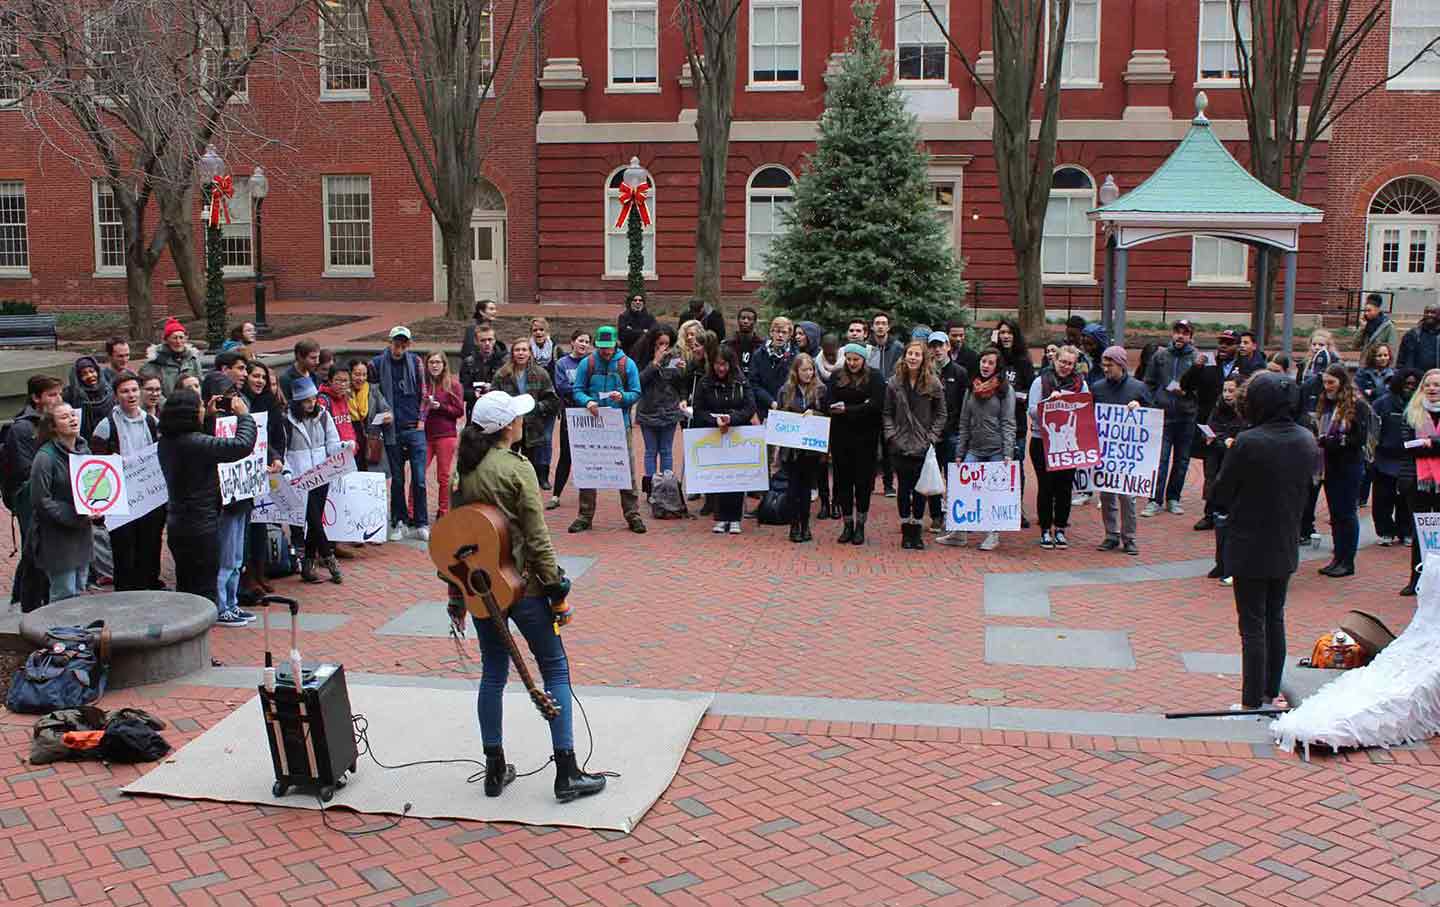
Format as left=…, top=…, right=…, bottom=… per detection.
left=12, top=0, right=309, bottom=341
left=1231, top=0, right=1440, bottom=329
left=675, top=0, right=744, bottom=310
left=923, top=0, right=1070, bottom=335
left=343, top=0, right=536, bottom=320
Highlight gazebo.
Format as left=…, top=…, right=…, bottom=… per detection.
left=1088, top=93, right=1324, bottom=356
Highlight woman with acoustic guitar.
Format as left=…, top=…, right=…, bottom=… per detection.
left=449, top=390, right=607, bottom=803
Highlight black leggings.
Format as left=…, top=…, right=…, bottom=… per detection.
left=1029, top=437, right=1075, bottom=530
left=170, top=527, right=220, bottom=604
left=783, top=456, right=821, bottom=521
left=892, top=452, right=926, bottom=520
left=832, top=440, right=877, bottom=517
left=552, top=416, right=572, bottom=498
left=293, top=485, right=333, bottom=559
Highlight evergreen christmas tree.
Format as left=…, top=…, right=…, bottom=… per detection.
left=760, top=0, right=966, bottom=331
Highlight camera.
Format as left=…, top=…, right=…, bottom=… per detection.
left=216, top=392, right=235, bottom=414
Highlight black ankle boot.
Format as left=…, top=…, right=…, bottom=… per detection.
left=483, top=745, right=515, bottom=798
left=901, top=522, right=914, bottom=549
left=789, top=520, right=803, bottom=542
left=641, top=475, right=653, bottom=496
left=816, top=498, right=832, bottom=520
left=800, top=515, right=812, bottom=542
left=912, top=522, right=925, bottom=551
left=838, top=518, right=855, bottom=544
left=852, top=513, right=867, bottom=545
left=553, top=749, right=606, bottom=802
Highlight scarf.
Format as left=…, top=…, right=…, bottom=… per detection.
left=349, top=380, right=369, bottom=423
left=1041, top=368, right=1083, bottom=399
left=971, top=375, right=1000, bottom=400
left=1418, top=410, right=1440, bottom=490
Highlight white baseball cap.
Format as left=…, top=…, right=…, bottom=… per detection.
left=470, top=390, right=535, bottom=434
left=388, top=325, right=413, bottom=341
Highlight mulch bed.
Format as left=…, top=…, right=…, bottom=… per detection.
left=57, top=313, right=366, bottom=347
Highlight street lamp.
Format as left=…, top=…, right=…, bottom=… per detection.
left=1099, top=174, right=1120, bottom=206
left=198, top=144, right=228, bottom=350
left=249, top=165, right=270, bottom=337
left=621, top=156, right=649, bottom=299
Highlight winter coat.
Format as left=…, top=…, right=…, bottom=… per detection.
left=494, top=364, right=560, bottom=446
left=158, top=415, right=256, bottom=539
left=146, top=343, right=203, bottom=397
left=724, top=332, right=764, bottom=371
left=284, top=406, right=343, bottom=476
left=1373, top=391, right=1410, bottom=478
left=369, top=350, right=426, bottom=428
left=239, top=384, right=289, bottom=464
left=1210, top=373, right=1318, bottom=579
left=1201, top=400, right=1246, bottom=499
left=999, top=350, right=1035, bottom=443
left=1356, top=367, right=1394, bottom=403
left=64, top=364, right=115, bottom=444
left=691, top=373, right=756, bottom=429
left=422, top=378, right=465, bottom=442
left=27, top=438, right=94, bottom=574
left=936, top=360, right=968, bottom=438
left=748, top=343, right=794, bottom=418
left=955, top=382, right=1017, bottom=461
left=1143, top=342, right=1202, bottom=421
left=1298, top=347, right=1338, bottom=384
left=2, top=404, right=43, bottom=511
left=795, top=322, right=822, bottom=358
left=459, top=324, right=507, bottom=365
left=690, top=304, right=726, bottom=342
left=616, top=306, right=657, bottom=358
left=1401, top=409, right=1440, bottom=490
left=342, top=381, right=393, bottom=451
left=1358, top=313, right=1397, bottom=357
left=883, top=376, right=947, bottom=459
left=277, top=364, right=315, bottom=403
left=1315, top=397, right=1372, bottom=476
left=1080, top=324, right=1111, bottom=385
left=1089, top=373, right=1151, bottom=408
left=572, top=351, right=642, bottom=428
left=775, top=382, right=828, bottom=464
left=825, top=368, right=886, bottom=448
left=553, top=352, right=585, bottom=406
left=866, top=338, right=905, bottom=381
left=1235, top=350, right=1269, bottom=376
left=1400, top=324, right=1440, bottom=374
left=636, top=353, right=687, bottom=429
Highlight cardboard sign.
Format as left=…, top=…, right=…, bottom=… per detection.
left=290, top=448, right=356, bottom=495
left=1039, top=392, right=1101, bottom=471
left=943, top=461, right=1022, bottom=532
left=565, top=407, right=633, bottom=490
left=1090, top=403, right=1164, bottom=498
left=322, top=471, right=389, bottom=543
left=105, top=444, right=167, bottom=530
left=250, top=473, right=307, bottom=526
left=682, top=426, right=770, bottom=494
left=69, top=453, right=129, bottom=516
left=217, top=412, right=270, bottom=505
left=1416, top=513, right=1440, bottom=562
left=764, top=410, right=831, bottom=453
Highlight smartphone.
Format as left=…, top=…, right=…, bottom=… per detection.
left=215, top=395, right=233, bottom=414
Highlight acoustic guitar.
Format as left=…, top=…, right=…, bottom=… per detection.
left=428, top=504, right=560, bottom=720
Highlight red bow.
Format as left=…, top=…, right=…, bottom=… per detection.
left=208, top=174, right=234, bottom=228
left=614, top=180, right=652, bottom=229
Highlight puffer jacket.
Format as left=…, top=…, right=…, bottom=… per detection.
left=883, top=377, right=946, bottom=459
left=27, top=437, right=95, bottom=574
left=284, top=406, right=342, bottom=475
left=572, top=351, right=642, bottom=428
left=692, top=372, right=756, bottom=428
left=145, top=343, right=203, bottom=397
left=158, top=415, right=256, bottom=538
left=636, top=353, right=687, bottom=429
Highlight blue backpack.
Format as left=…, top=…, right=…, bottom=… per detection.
left=6, top=622, right=110, bottom=714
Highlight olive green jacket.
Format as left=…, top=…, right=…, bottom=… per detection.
left=452, top=446, right=561, bottom=595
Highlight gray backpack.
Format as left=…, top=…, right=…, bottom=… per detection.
left=650, top=470, right=688, bottom=519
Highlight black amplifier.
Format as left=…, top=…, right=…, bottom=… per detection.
left=258, top=662, right=358, bottom=801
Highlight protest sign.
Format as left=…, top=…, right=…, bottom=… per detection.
left=322, top=471, right=389, bottom=543
left=1090, top=403, right=1163, bottom=498
left=290, top=448, right=356, bottom=495
left=943, top=461, right=1022, bottom=532
left=69, top=453, right=129, bottom=517
left=682, top=426, right=769, bottom=494
left=217, top=412, right=270, bottom=505
left=1039, top=392, right=1101, bottom=471
left=1416, top=513, right=1440, bottom=562
left=764, top=410, right=830, bottom=453
left=565, top=407, right=633, bottom=490
left=105, top=445, right=167, bottom=530
left=251, top=474, right=307, bottom=526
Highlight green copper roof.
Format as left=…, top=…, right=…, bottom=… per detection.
left=1092, top=111, right=1321, bottom=219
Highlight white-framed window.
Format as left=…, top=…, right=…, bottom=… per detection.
left=1042, top=166, right=1095, bottom=281
left=92, top=181, right=125, bottom=276
left=200, top=0, right=250, bottom=103
left=896, top=0, right=946, bottom=82
left=605, top=168, right=656, bottom=277
left=750, top=0, right=801, bottom=85
left=1058, top=0, right=1100, bottom=86
left=320, top=0, right=369, bottom=99
left=745, top=166, right=795, bottom=278
left=1198, top=0, right=1250, bottom=82
left=930, top=181, right=957, bottom=252
left=0, top=11, right=20, bottom=107
left=84, top=12, right=126, bottom=105
left=221, top=177, right=253, bottom=275
left=1390, top=0, right=1440, bottom=89
left=323, top=175, right=373, bottom=275
left=608, top=0, right=658, bottom=89
left=1191, top=236, right=1249, bottom=285
left=0, top=182, right=27, bottom=274
left=475, top=4, right=493, bottom=86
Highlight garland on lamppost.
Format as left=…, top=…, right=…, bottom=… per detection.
left=626, top=205, right=645, bottom=298
left=616, top=157, right=652, bottom=299
left=204, top=177, right=228, bottom=351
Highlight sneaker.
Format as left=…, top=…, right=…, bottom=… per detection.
left=234, top=609, right=256, bottom=622
left=728, top=521, right=742, bottom=534
left=1377, top=536, right=1394, bottom=547
left=413, top=526, right=430, bottom=541
left=1123, top=541, right=1139, bottom=556
left=1053, top=530, right=1069, bottom=549
left=1222, top=576, right=1234, bottom=586
left=883, top=487, right=896, bottom=498
left=1071, top=493, right=1092, bottom=506
left=1040, top=531, right=1055, bottom=549
left=388, top=524, right=409, bottom=542
left=539, top=478, right=552, bottom=491
left=546, top=496, right=561, bottom=510
left=936, top=531, right=968, bottom=547
left=1166, top=500, right=1184, bottom=515
left=978, top=531, right=1000, bottom=551
left=1097, top=538, right=1120, bottom=551
left=568, top=519, right=591, bottom=533
left=216, top=610, right=251, bottom=627
left=712, top=521, right=729, bottom=533
left=1193, top=516, right=1214, bottom=531
left=1020, top=515, right=1031, bottom=529
left=1140, top=501, right=1161, bottom=517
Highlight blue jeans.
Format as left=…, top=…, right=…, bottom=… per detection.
left=640, top=424, right=677, bottom=476
left=537, top=415, right=556, bottom=471
left=473, top=595, right=574, bottom=751
left=387, top=427, right=429, bottom=527
left=216, top=510, right=248, bottom=615
left=46, top=567, right=88, bottom=602
left=1153, top=417, right=1195, bottom=504
left=1324, top=461, right=1364, bottom=568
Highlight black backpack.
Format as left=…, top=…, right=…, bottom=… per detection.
left=5, top=622, right=111, bottom=714
left=756, top=467, right=791, bottom=525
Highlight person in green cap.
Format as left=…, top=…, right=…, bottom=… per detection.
left=568, top=325, right=646, bottom=534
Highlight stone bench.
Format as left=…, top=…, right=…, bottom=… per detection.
left=19, top=592, right=217, bottom=689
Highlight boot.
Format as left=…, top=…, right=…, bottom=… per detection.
left=248, top=558, right=274, bottom=593
left=483, top=745, right=515, bottom=797
left=800, top=514, right=812, bottom=542
left=901, top=521, right=914, bottom=550
left=554, top=749, right=606, bottom=802
left=789, top=519, right=803, bottom=543
left=912, top=520, right=926, bottom=551
left=816, top=493, right=832, bottom=520
left=851, top=513, right=867, bottom=545
left=641, top=475, right=653, bottom=497
left=838, top=518, right=855, bottom=544
left=299, top=557, right=320, bottom=584
left=325, top=554, right=343, bottom=585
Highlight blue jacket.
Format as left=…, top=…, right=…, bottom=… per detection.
left=369, top=351, right=424, bottom=428
left=572, top=351, right=642, bottom=427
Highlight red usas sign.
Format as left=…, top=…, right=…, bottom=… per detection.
left=1039, top=392, right=1101, bottom=471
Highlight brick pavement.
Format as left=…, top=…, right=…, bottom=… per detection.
left=4, top=457, right=1438, bottom=905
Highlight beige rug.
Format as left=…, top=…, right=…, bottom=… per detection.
left=123, top=684, right=710, bottom=832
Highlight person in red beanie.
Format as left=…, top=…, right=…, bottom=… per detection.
left=146, top=318, right=202, bottom=396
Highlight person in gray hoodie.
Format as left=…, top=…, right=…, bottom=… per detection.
left=634, top=325, right=686, bottom=498
left=1142, top=319, right=1203, bottom=516
left=27, top=403, right=95, bottom=602
left=1091, top=346, right=1152, bottom=555
left=948, top=347, right=1016, bottom=551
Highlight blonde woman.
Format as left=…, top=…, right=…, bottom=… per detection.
left=1026, top=345, right=1089, bottom=549
left=1299, top=329, right=1338, bottom=383
left=777, top=353, right=827, bottom=542
left=883, top=341, right=946, bottom=550
left=1400, top=368, right=1440, bottom=594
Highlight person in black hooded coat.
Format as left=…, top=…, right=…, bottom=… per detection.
left=1210, top=371, right=1318, bottom=711
left=616, top=293, right=657, bottom=358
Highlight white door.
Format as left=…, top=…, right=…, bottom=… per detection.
left=1366, top=220, right=1439, bottom=294
left=470, top=216, right=505, bottom=304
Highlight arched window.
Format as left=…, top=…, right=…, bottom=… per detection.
left=1042, top=166, right=1095, bottom=280
left=1366, top=177, right=1440, bottom=292
left=1370, top=177, right=1440, bottom=216
left=745, top=166, right=795, bottom=278
left=605, top=167, right=656, bottom=277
